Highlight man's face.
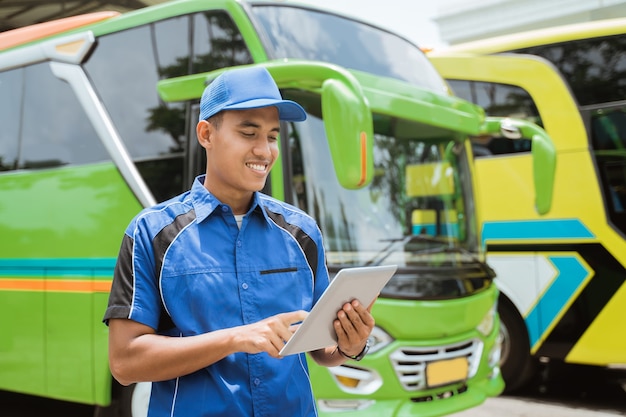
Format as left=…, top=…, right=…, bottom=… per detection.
left=200, top=106, right=281, bottom=200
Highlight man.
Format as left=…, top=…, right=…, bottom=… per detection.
left=103, top=66, right=374, bottom=417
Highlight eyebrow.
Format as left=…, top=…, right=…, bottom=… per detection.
left=237, top=120, right=280, bottom=133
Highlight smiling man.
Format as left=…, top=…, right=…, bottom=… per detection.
left=103, top=66, right=374, bottom=417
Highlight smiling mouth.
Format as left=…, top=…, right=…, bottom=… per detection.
left=246, top=162, right=268, bottom=173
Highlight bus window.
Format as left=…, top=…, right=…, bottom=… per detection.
left=281, top=89, right=477, bottom=265
left=252, top=5, right=445, bottom=93
left=448, top=80, right=537, bottom=157
left=192, top=12, right=253, bottom=73
left=0, top=68, right=21, bottom=171
left=17, top=63, right=107, bottom=169
left=515, top=34, right=626, bottom=106
left=83, top=11, right=254, bottom=202
left=587, top=105, right=626, bottom=232
left=591, top=107, right=626, bottom=150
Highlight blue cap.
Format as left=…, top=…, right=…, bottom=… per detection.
left=199, top=66, right=307, bottom=122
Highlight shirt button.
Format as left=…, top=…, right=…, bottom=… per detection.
left=254, top=378, right=260, bottom=386
left=221, top=206, right=228, bottom=212
left=242, top=283, right=248, bottom=290
left=237, top=240, right=242, bottom=247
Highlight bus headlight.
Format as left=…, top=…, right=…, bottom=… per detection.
left=327, top=364, right=383, bottom=394
left=367, top=326, right=393, bottom=354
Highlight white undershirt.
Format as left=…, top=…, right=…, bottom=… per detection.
left=234, top=214, right=245, bottom=229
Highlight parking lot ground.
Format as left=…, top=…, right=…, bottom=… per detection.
left=449, top=396, right=625, bottom=417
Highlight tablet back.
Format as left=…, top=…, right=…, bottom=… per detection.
left=279, top=264, right=398, bottom=356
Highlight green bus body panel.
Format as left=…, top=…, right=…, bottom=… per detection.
left=0, top=163, right=141, bottom=404
left=0, top=163, right=141, bottom=257
left=372, top=286, right=496, bottom=341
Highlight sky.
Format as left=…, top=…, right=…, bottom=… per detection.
left=294, top=0, right=447, bottom=50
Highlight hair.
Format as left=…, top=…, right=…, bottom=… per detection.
left=207, top=112, right=223, bottom=130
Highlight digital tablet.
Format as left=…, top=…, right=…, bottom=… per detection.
left=279, top=264, right=398, bottom=356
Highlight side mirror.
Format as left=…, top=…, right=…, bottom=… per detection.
left=320, top=78, right=374, bottom=188
left=481, top=117, right=557, bottom=215
left=261, top=61, right=374, bottom=189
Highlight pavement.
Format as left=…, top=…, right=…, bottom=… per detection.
left=448, top=396, right=625, bottom=417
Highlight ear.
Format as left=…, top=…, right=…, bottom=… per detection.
left=196, top=120, right=213, bottom=149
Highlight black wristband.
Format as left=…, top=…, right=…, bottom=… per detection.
left=337, top=339, right=370, bottom=361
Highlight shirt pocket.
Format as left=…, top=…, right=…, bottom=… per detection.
left=255, top=265, right=313, bottom=316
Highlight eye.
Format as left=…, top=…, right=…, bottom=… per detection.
left=240, top=131, right=255, bottom=138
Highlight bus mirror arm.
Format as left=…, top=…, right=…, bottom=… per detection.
left=481, top=117, right=556, bottom=215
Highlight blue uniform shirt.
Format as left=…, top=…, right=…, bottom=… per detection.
left=104, top=175, right=330, bottom=417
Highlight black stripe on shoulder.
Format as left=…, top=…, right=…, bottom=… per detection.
left=152, top=209, right=196, bottom=331
left=264, top=208, right=318, bottom=280
left=153, top=209, right=197, bottom=275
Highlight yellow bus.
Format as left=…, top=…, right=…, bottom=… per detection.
left=429, top=18, right=626, bottom=392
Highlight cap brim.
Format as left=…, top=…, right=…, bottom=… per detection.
left=224, top=98, right=307, bottom=122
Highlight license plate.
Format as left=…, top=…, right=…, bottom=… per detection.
left=426, top=357, right=469, bottom=387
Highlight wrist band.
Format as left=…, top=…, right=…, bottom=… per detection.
left=337, top=339, right=370, bottom=361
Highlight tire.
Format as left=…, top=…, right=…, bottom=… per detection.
left=94, top=381, right=151, bottom=417
left=498, top=296, right=537, bottom=393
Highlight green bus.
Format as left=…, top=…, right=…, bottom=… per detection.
left=0, top=0, right=552, bottom=415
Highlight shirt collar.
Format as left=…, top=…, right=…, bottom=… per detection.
left=190, top=175, right=271, bottom=225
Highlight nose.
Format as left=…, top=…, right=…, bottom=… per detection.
left=252, top=137, right=276, bottom=158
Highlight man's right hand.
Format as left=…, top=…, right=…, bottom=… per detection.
left=236, top=310, right=308, bottom=357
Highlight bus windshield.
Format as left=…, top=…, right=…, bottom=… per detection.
left=282, top=90, right=485, bottom=299
left=250, top=4, right=446, bottom=93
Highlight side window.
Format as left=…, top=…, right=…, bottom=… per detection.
left=585, top=105, right=626, bottom=233
left=515, top=35, right=626, bottom=107
left=0, top=68, right=21, bottom=171
left=590, top=107, right=626, bottom=151
left=16, top=63, right=107, bottom=170
left=447, top=79, right=538, bottom=158
left=83, top=18, right=187, bottom=159
left=193, top=12, right=254, bottom=72
left=84, top=11, right=253, bottom=202
left=84, top=16, right=190, bottom=203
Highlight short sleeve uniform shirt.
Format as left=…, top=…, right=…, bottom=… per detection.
left=104, top=175, right=330, bottom=417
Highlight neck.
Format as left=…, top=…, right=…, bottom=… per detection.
left=202, top=179, right=254, bottom=215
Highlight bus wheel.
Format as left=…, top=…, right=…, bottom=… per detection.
left=498, top=297, right=536, bottom=393
left=94, top=381, right=151, bottom=417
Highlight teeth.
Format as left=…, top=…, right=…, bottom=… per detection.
left=247, top=163, right=266, bottom=172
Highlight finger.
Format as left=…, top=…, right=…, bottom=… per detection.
left=336, top=309, right=359, bottom=339
left=268, top=337, right=284, bottom=358
left=342, top=302, right=366, bottom=329
left=279, top=310, right=308, bottom=325
left=350, top=300, right=376, bottom=329
left=334, top=318, right=350, bottom=344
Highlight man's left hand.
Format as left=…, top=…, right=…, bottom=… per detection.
left=333, top=299, right=375, bottom=357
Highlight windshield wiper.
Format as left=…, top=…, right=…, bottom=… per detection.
left=365, top=235, right=493, bottom=280
left=365, top=234, right=456, bottom=265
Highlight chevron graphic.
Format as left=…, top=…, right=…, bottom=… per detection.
left=526, top=255, right=593, bottom=350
